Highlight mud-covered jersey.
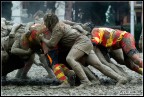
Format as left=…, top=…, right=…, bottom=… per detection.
left=91, top=27, right=127, bottom=47
left=21, top=23, right=48, bottom=54
left=47, top=21, right=93, bottom=55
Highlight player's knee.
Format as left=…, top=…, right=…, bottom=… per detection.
left=66, top=56, right=75, bottom=66
left=66, top=56, right=71, bottom=63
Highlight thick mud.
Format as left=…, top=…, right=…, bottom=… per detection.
left=1, top=54, right=143, bottom=96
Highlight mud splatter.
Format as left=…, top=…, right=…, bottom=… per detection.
left=1, top=53, right=143, bottom=96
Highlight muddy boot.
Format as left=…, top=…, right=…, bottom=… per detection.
left=76, top=80, right=92, bottom=89
left=82, top=65, right=100, bottom=85
left=58, top=64, right=76, bottom=86
left=72, top=65, right=92, bottom=89
left=51, top=78, right=61, bottom=85
left=116, top=77, right=128, bottom=86
left=51, top=64, right=71, bottom=88
left=50, top=81, right=71, bottom=88
left=91, top=80, right=100, bottom=85
left=46, top=74, right=56, bottom=80
left=15, top=69, right=30, bottom=80
left=66, top=70, right=76, bottom=86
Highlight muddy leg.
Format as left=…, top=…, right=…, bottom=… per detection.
left=86, top=50, right=127, bottom=86
left=59, top=64, right=76, bottom=86
left=110, top=49, right=131, bottom=76
left=124, top=54, right=143, bottom=75
left=112, top=49, right=143, bottom=75
left=15, top=68, right=24, bottom=79
left=50, top=64, right=70, bottom=88
left=129, top=53, right=143, bottom=68
left=66, top=48, right=92, bottom=88
left=94, top=47, right=128, bottom=78
left=81, top=65, right=100, bottom=84
left=39, top=54, right=56, bottom=79
left=15, top=54, right=35, bottom=79
left=110, top=49, right=125, bottom=65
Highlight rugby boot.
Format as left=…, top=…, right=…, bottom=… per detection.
left=50, top=64, right=70, bottom=88
left=59, top=64, right=76, bottom=86
left=116, top=76, right=128, bottom=86
left=82, top=66, right=100, bottom=85
left=72, top=64, right=92, bottom=88
left=50, top=80, right=70, bottom=88
left=66, top=70, right=76, bottom=86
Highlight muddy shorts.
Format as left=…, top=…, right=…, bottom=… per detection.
left=46, top=48, right=59, bottom=68
left=72, top=35, right=93, bottom=55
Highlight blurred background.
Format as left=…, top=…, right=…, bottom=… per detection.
left=1, top=1, right=143, bottom=51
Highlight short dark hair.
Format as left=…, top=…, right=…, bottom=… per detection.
left=43, top=13, right=59, bottom=31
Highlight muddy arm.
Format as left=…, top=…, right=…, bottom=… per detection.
left=39, top=29, right=63, bottom=48
left=11, top=39, right=32, bottom=56
left=63, top=20, right=77, bottom=26
left=63, top=20, right=82, bottom=25
left=62, top=20, right=88, bottom=35
left=9, top=24, right=23, bottom=37
left=72, top=24, right=89, bottom=35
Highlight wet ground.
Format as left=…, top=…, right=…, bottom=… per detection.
left=1, top=53, right=143, bottom=96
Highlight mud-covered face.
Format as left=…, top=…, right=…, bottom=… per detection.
left=43, top=13, right=59, bottom=31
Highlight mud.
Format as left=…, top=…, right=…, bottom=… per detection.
left=1, top=53, right=143, bottom=96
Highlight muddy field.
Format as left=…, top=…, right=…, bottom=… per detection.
left=1, top=54, right=143, bottom=96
